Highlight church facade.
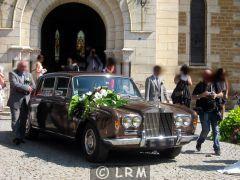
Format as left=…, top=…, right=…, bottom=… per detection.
left=0, top=0, right=239, bottom=94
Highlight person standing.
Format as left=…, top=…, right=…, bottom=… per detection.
left=7, top=61, right=36, bottom=145
left=0, top=66, right=6, bottom=111
left=72, top=58, right=80, bottom=72
left=35, top=54, right=47, bottom=79
left=215, top=68, right=229, bottom=119
left=86, top=49, right=103, bottom=72
left=145, top=66, right=169, bottom=103
left=192, top=69, right=223, bottom=155
left=103, top=57, right=116, bottom=74
left=171, top=64, right=192, bottom=107
left=62, top=57, right=80, bottom=72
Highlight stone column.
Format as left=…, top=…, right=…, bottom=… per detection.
left=122, top=48, right=134, bottom=77
left=113, top=50, right=123, bottom=75
left=8, top=46, right=32, bottom=69
left=104, top=49, right=114, bottom=58
left=104, top=48, right=134, bottom=76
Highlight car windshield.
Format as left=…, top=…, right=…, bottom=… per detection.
left=73, top=76, right=142, bottom=98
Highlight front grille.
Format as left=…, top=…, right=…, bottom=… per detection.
left=144, top=112, right=174, bottom=137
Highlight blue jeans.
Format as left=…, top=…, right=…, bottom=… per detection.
left=197, top=111, right=220, bottom=151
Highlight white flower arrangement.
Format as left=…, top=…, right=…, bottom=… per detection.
left=68, top=86, right=128, bottom=119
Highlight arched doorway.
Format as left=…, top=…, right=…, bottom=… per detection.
left=41, top=3, right=106, bottom=72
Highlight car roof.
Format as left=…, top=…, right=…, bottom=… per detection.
left=41, top=72, right=129, bottom=78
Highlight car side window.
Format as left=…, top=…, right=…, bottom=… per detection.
left=42, top=77, right=55, bottom=96
left=55, top=77, right=70, bottom=97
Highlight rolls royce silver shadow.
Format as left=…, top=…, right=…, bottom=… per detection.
left=27, top=72, right=198, bottom=162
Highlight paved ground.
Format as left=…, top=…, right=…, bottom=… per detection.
left=0, top=117, right=239, bottom=180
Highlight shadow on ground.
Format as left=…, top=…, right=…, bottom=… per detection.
left=182, top=150, right=213, bottom=155
left=0, top=131, right=175, bottom=168
left=179, top=165, right=226, bottom=172
left=203, top=160, right=238, bottom=165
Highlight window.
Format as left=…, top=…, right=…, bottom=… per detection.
left=55, top=29, right=60, bottom=63
left=190, top=0, right=206, bottom=65
left=73, top=76, right=141, bottom=98
left=42, top=78, right=55, bottom=96
left=55, top=77, right=70, bottom=97
left=76, top=31, right=85, bottom=58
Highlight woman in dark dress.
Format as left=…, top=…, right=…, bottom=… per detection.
left=171, top=64, right=192, bottom=107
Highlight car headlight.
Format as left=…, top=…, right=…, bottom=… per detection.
left=132, top=116, right=142, bottom=128
left=122, top=114, right=142, bottom=129
left=175, top=114, right=192, bottom=127
left=175, top=116, right=183, bottom=127
left=122, top=116, right=132, bottom=129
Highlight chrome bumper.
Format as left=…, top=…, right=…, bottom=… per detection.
left=103, top=131, right=198, bottom=147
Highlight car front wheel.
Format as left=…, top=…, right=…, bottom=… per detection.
left=158, top=147, right=182, bottom=159
left=81, top=123, right=109, bottom=162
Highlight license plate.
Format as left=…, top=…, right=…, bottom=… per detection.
left=147, top=138, right=175, bottom=148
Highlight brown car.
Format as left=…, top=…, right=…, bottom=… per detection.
left=27, top=72, right=198, bottom=162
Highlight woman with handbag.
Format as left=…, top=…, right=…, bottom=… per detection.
left=171, top=64, right=192, bottom=107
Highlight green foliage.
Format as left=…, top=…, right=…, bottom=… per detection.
left=68, top=87, right=128, bottom=119
left=219, top=107, right=240, bottom=143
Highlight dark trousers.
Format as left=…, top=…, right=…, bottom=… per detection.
left=197, top=111, right=220, bottom=151
left=10, top=100, right=28, bottom=139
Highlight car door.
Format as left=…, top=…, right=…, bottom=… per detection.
left=35, top=77, right=56, bottom=131
left=50, top=77, right=71, bottom=135
left=30, top=77, right=44, bottom=128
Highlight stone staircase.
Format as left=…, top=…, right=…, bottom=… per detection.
left=0, top=107, right=11, bottom=120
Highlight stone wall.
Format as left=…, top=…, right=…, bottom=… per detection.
left=156, top=0, right=179, bottom=90
left=0, top=0, right=179, bottom=93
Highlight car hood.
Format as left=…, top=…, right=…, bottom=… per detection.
left=119, top=100, right=194, bottom=116
left=121, top=100, right=159, bottom=114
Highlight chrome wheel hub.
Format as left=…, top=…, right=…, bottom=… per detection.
left=25, top=118, right=31, bottom=134
left=84, top=129, right=96, bottom=155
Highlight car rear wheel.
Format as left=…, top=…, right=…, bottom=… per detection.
left=81, top=123, right=109, bottom=162
left=158, top=147, right=182, bottom=159
left=25, top=117, right=39, bottom=140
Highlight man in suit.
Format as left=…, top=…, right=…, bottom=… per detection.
left=7, top=60, right=36, bottom=145
left=145, top=66, right=169, bottom=103
left=86, top=49, right=103, bottom=72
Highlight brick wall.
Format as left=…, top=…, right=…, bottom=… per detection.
left=179, top=11, right=187, bottom=26
left=178, top=33, right=186, bottom=54
left=178, top=0, right=240, bottom=108
left=178, top=10, right=187, bottom=63
left=210, top=0, right=240, bottom=94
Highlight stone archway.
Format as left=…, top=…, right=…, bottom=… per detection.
left=9, top=0, right=133, bottom=75
left=41, top=2, right=107, bottom=72
left=20, top=0, right=128, bottom=50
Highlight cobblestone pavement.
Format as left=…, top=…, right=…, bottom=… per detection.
left=0, top=118, right=239, bottom=180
